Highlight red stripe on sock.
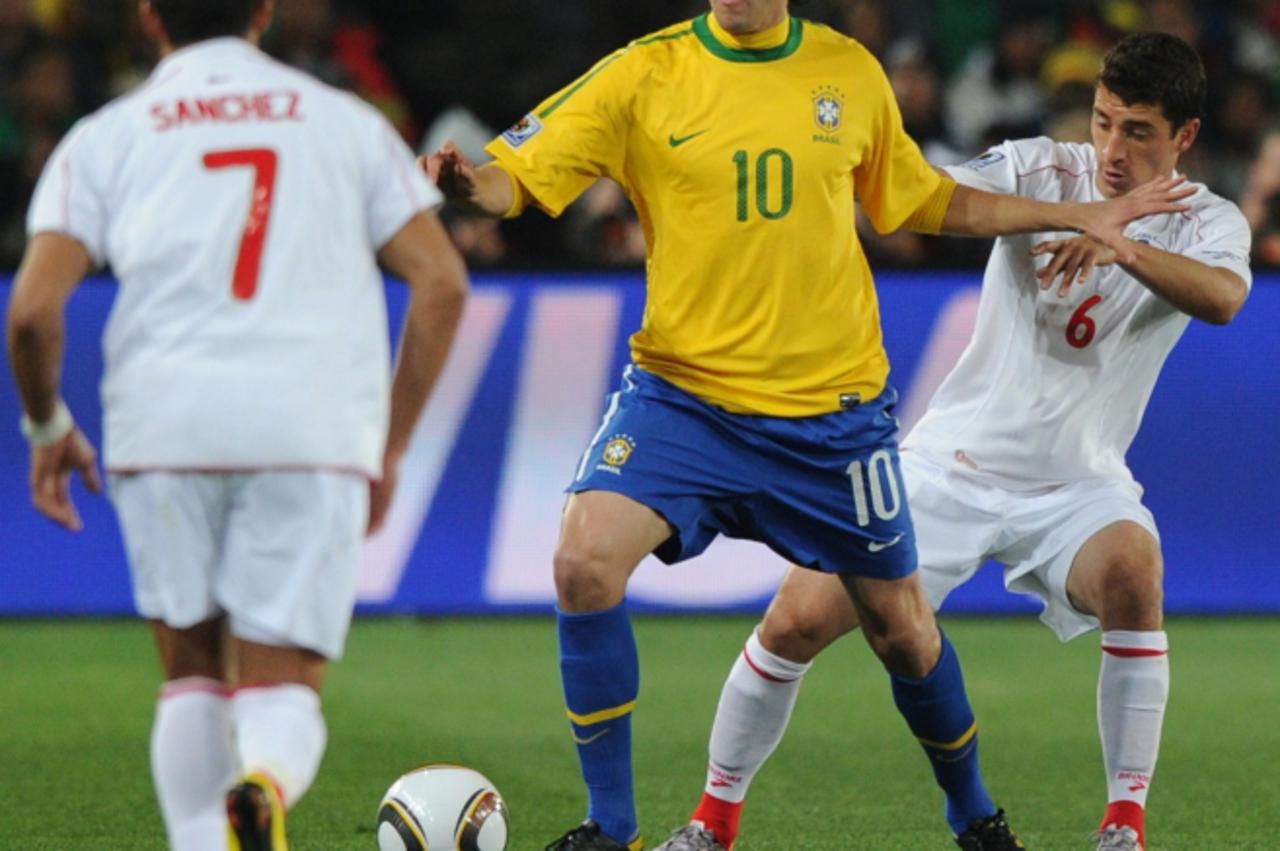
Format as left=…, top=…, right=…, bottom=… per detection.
left=1102, top=646, right=1167, bottom=658
left=741, top=646, right=796, bottom=683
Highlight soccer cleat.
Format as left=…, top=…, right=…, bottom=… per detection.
left=226, top=772, right=288, bottom=851
left=953, top=808, right=1026, bottom=850
left=1093, top=824, right=1143, bottom=850
left=653, top=822, right=728, bottom=850
left=545, top=819, right=644, bottom=851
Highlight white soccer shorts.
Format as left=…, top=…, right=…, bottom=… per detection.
left=109, top=470, right=369, bottom=659
left=903, top=451, right=1160, bottom=641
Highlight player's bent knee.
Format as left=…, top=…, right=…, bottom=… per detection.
left=864, top=616, right=940, bottom=679
left=758, top=605, right=848, bottom=664
left=1098, top=553, right=1164, bottom=629
left=552, top=541, right=629, bottom=612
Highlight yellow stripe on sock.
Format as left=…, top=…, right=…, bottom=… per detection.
left=567, top=699, right=637, bottom=726
left=917, top=721, right=978, bottom=751
left=627, top=834, right=645, bottom=850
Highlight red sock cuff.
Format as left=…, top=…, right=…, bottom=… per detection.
left=692, top=792, right=742, bottom=849
left=1101, top=800, right=1145, bottom=848
left=1101, top=630, right=1168, bottom=657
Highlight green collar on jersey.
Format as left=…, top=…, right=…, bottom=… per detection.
left=693, top=13, right=804, bottom=62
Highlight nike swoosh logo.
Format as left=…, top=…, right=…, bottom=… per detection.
left=668, top=130, right=708, bottom=147
left=573, top=728, right=611, bottom=746
left=868, top=533, right=904, bottom=553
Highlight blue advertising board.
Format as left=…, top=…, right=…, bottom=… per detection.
left=1, top=272, right=1277, bottom=617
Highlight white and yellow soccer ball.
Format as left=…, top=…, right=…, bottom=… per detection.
left=376, top=764, right=509, bottom=851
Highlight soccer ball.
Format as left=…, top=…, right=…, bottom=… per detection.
left=376, top=764, right=509, bottom=851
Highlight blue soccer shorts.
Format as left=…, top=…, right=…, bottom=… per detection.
left=568, top=365, right=917, bottom=579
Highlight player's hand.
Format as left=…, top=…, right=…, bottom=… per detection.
left=367, top=456, right=399, bottom=536
left=29, top=427, right=102, bottom=531
left=1031, top=235, right=1119, bottom=296
left=1081, top=175, right=1194, bottom=264
left=420, top=141, right=478, bottom=202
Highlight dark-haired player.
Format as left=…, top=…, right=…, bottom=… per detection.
left=427, top=1, right=1192, bottom=847
left=6, top=1, right=467, bottom=849
left=659, top=31, right=1249, bottom=851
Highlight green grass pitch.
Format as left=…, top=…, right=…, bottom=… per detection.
left=1, top=616, right=1277, bottom=849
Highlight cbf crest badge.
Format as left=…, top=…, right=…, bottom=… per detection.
left=812, top=85, right=845, bottom=133
left=602, top=435, right=635, bottom=468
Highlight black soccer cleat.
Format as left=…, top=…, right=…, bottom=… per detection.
left=546, top=819, right=644, bottom=851
left=954, top=808, right=1026, bottom=850
left=226, top=772, right=289, bottom=851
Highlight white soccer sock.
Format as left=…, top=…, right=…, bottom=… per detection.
left=705, top=629, right=812, bottom=804
left=151, top=678, right=237, bottom=851
left=1098, top=630, right=1169, bottom=808
left=231, top=683, right=327, bottom=809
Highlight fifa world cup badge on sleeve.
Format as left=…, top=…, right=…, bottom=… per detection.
left=500, top=113, right=543, bottom=148
left=962, top=150, right=1006, bottom=170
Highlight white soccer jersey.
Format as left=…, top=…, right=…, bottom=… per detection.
left=904, top=137, right=1252, bottom=485
left=27, top=38, right=440, bottom=477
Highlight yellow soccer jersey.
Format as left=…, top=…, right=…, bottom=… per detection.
left=486, top=12, right=951, bottom=415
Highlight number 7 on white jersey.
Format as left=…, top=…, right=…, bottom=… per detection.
left=202, top=147, right=278, bottom=300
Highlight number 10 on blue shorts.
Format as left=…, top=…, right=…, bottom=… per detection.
left=569, top=366, right=918, bottom=579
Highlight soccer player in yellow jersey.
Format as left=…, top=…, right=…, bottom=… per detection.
left=427, top=2, right=1190, bottom=849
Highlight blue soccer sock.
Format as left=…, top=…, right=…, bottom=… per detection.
left=889, top=630, right=996, bottom=835
left=558, top=602, right=640, bottom=845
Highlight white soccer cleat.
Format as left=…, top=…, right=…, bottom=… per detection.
left=1093, top=824, right=1142, bottom=851
left=652, top=822, right=727, bottom=851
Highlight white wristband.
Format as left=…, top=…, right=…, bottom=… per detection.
left=19, top=400, right=74, bottom=447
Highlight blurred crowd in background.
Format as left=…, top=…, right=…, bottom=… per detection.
left=2, top=0, right=1280, bottom=271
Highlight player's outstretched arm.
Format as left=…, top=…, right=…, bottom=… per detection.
left=369, top=209, right=469, bottom=534
left=420, top=141, right=519, bottom=218
left=1029, top=235, right=1120, bottom=296
left=6, top=232, right=102, bottom=530
left=1032, top=234, right=1248, bottom=324
left=937, top=176, right=1195, bottom=264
